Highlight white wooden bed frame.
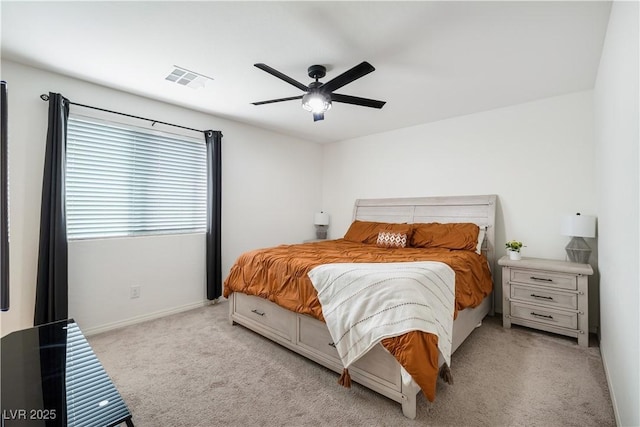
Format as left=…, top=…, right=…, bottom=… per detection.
left=228, top=195, right=497, bottom=419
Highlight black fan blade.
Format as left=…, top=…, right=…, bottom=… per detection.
left=320, top=62, right=375, bottom=93
left=313, top=112, right=324, bottom=122
left=254, top=64, right=309, bottom=92
left=252, top=95, right=303, bottom=106
left=331, top=93, right=386, bottom=109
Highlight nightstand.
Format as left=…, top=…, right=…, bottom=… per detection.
left=498, top=256, right=593, bottom=347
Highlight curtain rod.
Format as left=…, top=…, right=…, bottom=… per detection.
left=40, top=94, right=207, bottom=134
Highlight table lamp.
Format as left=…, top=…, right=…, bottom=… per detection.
left=314, top=212, right=329, bottom=239
left=561, top=213, right=596, bottom=263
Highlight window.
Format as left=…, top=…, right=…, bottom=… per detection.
left=66, top=116, right=206, bottom=239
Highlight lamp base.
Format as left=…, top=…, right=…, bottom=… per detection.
left=565, top=236, right=592, bottom=264
left=315, top=225, right=328, bottom=240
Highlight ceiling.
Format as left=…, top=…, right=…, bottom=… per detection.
left=1, top=1, right=611, bottom=143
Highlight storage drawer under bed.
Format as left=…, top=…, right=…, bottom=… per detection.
left=297, top=314, right=401, bottom=388
left=233, top=293, right=295, bottom=341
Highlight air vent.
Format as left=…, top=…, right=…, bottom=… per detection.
left=165, top=66, right=212, bottom=89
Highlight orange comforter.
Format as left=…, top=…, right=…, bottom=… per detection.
left=223, top=239, right=493, bottom=401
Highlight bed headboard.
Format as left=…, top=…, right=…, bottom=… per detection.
left=352, top=195, right=497, bottom=278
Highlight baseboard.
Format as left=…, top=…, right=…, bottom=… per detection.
left=599, top=345, right=621, bottom=426
left=82, top=300, right=211, bottom=336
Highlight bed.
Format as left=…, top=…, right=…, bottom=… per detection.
left=224, top=195, right=497, bottom=419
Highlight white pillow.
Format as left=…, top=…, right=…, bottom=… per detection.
left=376, top=231, right=408, bottom=248
left=476, top=227, right=486, bottom=254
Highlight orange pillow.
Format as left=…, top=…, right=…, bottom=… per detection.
left=410, top=222, right=480, bottom=250
left=344, top=220, right=413, bottom=244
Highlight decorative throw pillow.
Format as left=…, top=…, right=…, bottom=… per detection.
left=376, top=231, right=407, bottom=248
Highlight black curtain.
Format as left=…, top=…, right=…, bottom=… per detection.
left=204, top=130, right=222, bottom=300
left=1, top=81, right=8, bottom=311
left=34, top=93, right=69, bottom=325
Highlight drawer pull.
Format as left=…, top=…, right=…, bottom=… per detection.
left=530, top=293, right=553, bottom=300
left=530, top=276, right=553, bottom=282
left=531, top=312, right=553, bottom=320
left=328, top=342, right=336, bottom=348
left=251, top=309, right=265, bottom=316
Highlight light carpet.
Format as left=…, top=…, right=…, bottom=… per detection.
left=88, top=300, right=615, bottom=427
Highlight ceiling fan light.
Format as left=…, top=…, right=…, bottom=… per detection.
left=302, top=93, right=331, bottom=114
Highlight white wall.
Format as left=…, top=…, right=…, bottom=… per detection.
left=322, top=91, right=598, bottom=325
left=0, top=60, right=323, bottom=336
left=593, top=1, right=640, bottom=425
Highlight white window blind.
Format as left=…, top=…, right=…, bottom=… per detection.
left=66, top=116, right=207, bottom=239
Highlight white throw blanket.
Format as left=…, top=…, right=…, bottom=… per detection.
left=308, top=261, right=456, bottom=370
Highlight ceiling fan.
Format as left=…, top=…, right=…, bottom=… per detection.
left=251, top=61, right=386, bottom=122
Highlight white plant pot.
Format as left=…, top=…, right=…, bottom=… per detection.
left=508, top=250, right=521, bottom=261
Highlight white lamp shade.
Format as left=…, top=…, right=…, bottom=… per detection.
left=561, top=214, right=596, bottom=238
left=314, top=212, right=329, bottom=226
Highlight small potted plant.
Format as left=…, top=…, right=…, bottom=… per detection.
left=505, top=240, right=524, bottom=260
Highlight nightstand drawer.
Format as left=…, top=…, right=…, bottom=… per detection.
left=510, top=302, right=577, bottom=329
left=510, top=269, right=577, bottom=290
left=510, top=284, right=577, bottom=310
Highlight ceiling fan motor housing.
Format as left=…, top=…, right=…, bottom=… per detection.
left=308, top=65, right=326, bottom=80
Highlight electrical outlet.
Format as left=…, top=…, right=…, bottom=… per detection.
left=130, top=285, right=141, bottom=299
